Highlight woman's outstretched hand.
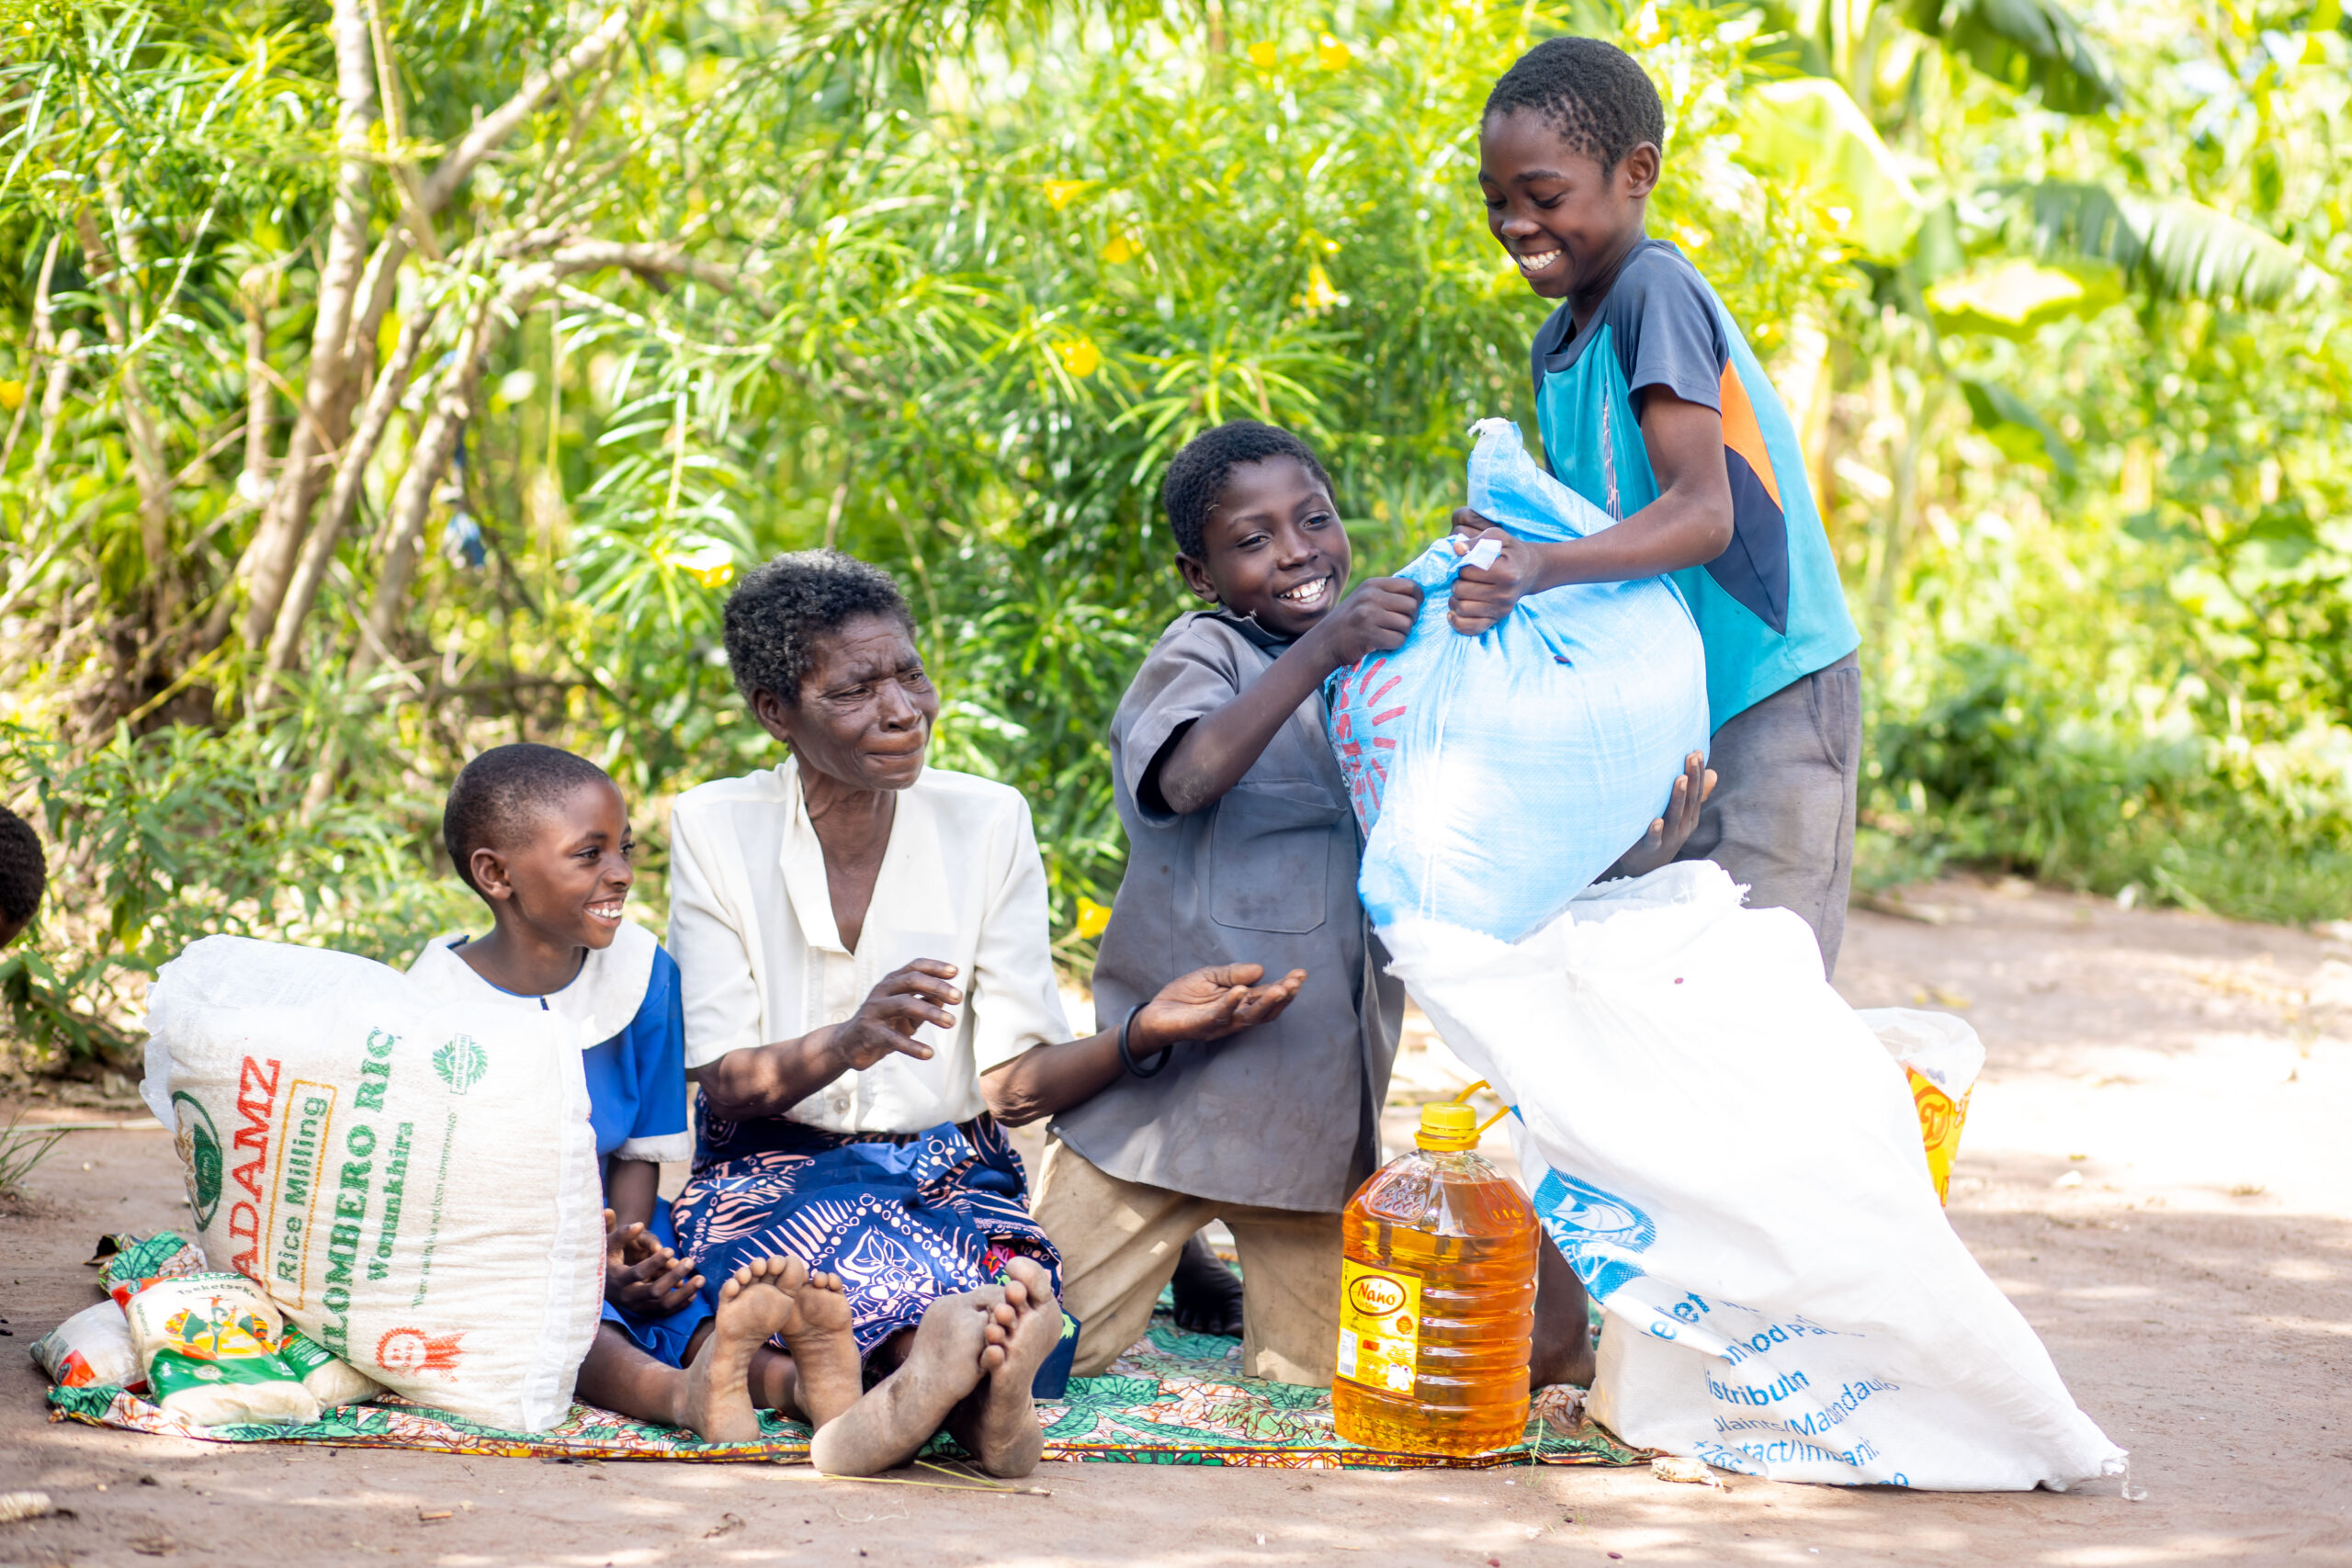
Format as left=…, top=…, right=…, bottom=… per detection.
left=825, top=959, right=962, bottom=1069
left=1130, top=963, right=1307, bottom=1060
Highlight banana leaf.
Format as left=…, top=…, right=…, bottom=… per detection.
left=2014, top=181, right=2330, bottom=306
left=1733, top=76, right=1928, bottom=260
left=1899, top=0, right=2121, bottom=114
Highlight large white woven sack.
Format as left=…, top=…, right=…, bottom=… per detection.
left=141, top=935, right=603, bottom=1431
left=1381, top=863, right=2125, bottom=1492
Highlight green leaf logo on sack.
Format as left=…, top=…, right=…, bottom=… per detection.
left=171, top=1093, right=223, bottom=1227
left=432, top=1036, right=487, bottom=1096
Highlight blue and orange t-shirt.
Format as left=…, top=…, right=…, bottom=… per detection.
left=1530, top=238, right=1858, bottom=730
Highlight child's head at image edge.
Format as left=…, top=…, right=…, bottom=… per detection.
left=441, top=742, right=634, bottom=953
left=1162, top=420, right=1351, bottom=643
left=1480, top=35, right=1667, bottom=301
left=0, top=802, right=46, bottom=951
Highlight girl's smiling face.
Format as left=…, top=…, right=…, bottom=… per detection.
left=1178, top=456, right=1352, bottom=640
left=470, top=778, right=636, bottom=953
left=1478, top=109, right=1658, bottom=303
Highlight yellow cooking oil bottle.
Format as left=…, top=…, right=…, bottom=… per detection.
left=1332, top=1082, right=1541, bottom=1456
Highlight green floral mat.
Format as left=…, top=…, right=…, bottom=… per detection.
left=47, top=1315, right=1643, bottom=1471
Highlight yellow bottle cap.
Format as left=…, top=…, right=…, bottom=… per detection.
left=1416, top=1101, right=1481, bottom=1151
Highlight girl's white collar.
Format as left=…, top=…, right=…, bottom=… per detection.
left=406, top=919, right=658, bottom=1047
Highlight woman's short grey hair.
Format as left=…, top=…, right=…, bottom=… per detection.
left=721, top=549, right=913, bottom=707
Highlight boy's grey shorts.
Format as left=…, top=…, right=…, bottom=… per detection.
left=1674, top=651, right=1862, bottom=977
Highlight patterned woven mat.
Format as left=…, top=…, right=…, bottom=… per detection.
left=47, top=1315, right=1643, bottom=1471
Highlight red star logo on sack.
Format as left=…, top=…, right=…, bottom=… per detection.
left=374, top=1326, right=465, bottom=1377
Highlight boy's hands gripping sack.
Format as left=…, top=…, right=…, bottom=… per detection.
left=142, top=935, right=603, bottom=1431
left=1325, top=419, right=1710, bottom=942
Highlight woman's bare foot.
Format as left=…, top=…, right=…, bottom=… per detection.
left=807, top=1289, right=1000, bottom=1477
left=946, top=1257, right=1061, bottom=1478
left=772, top=1256, right=862, bottom=1428
left=681, top=1257, right=797, bottom=1443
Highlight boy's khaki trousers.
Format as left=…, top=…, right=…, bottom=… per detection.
left=1031, top=1134, right=1342, bottom=1386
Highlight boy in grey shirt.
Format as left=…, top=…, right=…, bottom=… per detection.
left=1033, top=420, right=1718, bottom=1389
left=1032, top=421, right=1421, bottom=1385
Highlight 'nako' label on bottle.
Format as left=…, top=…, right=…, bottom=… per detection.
left=1335, top=1259, right=1423, bottom=1395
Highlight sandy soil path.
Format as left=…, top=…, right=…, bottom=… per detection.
left=4, top=876, right=2349, bottom=1566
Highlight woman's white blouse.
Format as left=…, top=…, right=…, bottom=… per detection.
left=665, top=758, right=1071, bottom=1134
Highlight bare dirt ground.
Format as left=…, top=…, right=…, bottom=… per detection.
left=5, top=874, right=2351, bottom=1567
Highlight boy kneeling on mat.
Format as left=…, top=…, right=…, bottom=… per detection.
left=1035, top=423, right=1712, bottom=1387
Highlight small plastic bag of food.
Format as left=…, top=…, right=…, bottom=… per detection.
left=1858, top=1008, right=1986, bottom=1205
left=97, top=1232, right=209, bottom=1311
left=30, top=1300, right=141, bottom=1391
left=277, top=1325, right=384, bottom=1408
left=124, top=1273, right=322, bottom=1427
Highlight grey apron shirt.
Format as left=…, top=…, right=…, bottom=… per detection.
left=1053, top=611, right=1404, bottom=1213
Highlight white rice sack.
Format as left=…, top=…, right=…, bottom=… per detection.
left=30, top=1301, right=141, bottom=1392
left=278, top=1325, right=385, bottom=1407
left=125, top=1272, right=321, bottom=1427
left=142, top=935, right=603, bottom=1431
left=1384, top=863, right=2124, bottom=1492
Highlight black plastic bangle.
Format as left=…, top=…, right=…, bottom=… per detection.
left=1117, top=1003, right=1168, bottom=1078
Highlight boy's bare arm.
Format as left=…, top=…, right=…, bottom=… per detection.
left=607, top=1156, right=661, bottom=1232
left=1446, top=389, right=1734, bottom=633
left=979, top=964, right=1306, bottom=1126
left=1155, top=579, right=1421, bottom=816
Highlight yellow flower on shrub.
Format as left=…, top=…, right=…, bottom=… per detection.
left=668, top=539, right=736, bottom=588
left=1317, top=35, right=1351, bottom=71
left=1075, top=897, right=1113, bottom=940
left=1297, top=262, right=1340, bottom=313
left=0, top=380, right=21, bottom=412
left=1043, top=179, right=1091, bottom=211
left=1247, top=39, right=1278, bottom=68
left=1102, top=231, right=1139, bottom=265
left=1056, top=337, right=1102, bottom=378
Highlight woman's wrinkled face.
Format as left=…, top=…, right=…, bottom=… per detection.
left=752, top=612, right=937, bottom=791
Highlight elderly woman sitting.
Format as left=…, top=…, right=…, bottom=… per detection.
left=663, top=550, right=1301, bottom=1478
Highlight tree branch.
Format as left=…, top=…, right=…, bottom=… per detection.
left=74, top=209, right=172, bottom=578
left=547, top=237, right=750, bottom=297
left=419, top=5, right=639, bottom=214
left=260, top=302, right=439, bottom=701
left=232, top=0, right=380, bottom=652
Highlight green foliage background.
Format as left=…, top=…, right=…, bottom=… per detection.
left=1, top=0, right=2346, bottom=1058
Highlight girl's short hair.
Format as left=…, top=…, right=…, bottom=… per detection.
left=0, top=804, right=46, bottom=925
left=442, top=743, right=616, bottom=892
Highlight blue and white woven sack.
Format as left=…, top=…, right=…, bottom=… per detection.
left=1325, top=418, right=1709, bottom=942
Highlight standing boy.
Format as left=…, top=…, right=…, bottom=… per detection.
left=1454, top=36, right=1863, bottom=976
